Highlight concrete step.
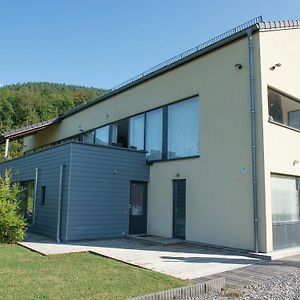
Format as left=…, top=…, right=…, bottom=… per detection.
left=128, top=235, right=184, bottom=246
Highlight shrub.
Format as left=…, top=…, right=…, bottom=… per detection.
left=0, top=170, right=27, bottom=243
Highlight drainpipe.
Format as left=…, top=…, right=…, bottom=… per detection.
left=32, top=168, right=39, bottom=227
left=247, top=29, right=259, bottom=253
left=56, top=165, right=64, bottom=243
left=4, top=138, right=9, bottom=160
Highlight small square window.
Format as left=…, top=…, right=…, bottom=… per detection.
left=40, top=186, right=46, bottom=206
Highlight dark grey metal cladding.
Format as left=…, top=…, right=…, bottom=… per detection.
left=0, top=144, right=71, bottom=239
left=273, top=222, right=300, bottom=250
left=67, top=143, right=149, bottom=241
left=0, top=142, right=149, bottom=241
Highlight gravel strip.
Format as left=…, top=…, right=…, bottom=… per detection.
left=198, top=269, right=300, bottom=300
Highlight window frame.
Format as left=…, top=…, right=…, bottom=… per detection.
left=271, top=173, right=300, bottom=224
left=167, top=96, right=200, bottom=160
left=40, top=186, right=46, bottom=206
left=95, top=125, right=110, bottom=146
left=145, top=108, right=163, bottom=161
left=268, top=87, right=300, bottom=133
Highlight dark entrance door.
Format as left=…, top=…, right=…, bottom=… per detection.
left=173, top=179, right=186, bottom=239
left=129, top=182, right=147, bottom=234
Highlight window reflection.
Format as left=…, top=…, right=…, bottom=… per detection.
left=271, top=174, right=300, bottom=222
left=268, top=89, right=300, bottom=130
left=129, top=114, right=145, bottom=150
left=168, top=97, right=199, bottom=159
left=146, top=109, right=162, bottom=160
left=95, top=126, right=109, bottom=145
left=82, top=131, right=95, bottom=143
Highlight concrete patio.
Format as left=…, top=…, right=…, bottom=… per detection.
left=19, top=233, right=261, bottom=280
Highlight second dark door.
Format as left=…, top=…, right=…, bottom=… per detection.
left=173, top=179, right=186, bottom=239
left=129, top=182, right=147, bottom=234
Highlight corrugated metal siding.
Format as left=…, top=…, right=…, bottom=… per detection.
left=0, top=144, right=71, bottom=239
left=273, top=222, right=300, bottom=250
left=67, top=143, right=149, bottom=241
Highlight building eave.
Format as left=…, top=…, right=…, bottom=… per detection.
left=0, top=118, right=60, bottom=144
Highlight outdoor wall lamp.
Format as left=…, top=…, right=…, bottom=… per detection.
left=270, top=63, right=281, bottom=70
left=235, top=63, right=242, bottom=70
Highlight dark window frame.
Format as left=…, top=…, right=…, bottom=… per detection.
left=268, top=87, right=300, bottom=133
left=40, top=186, right=46, bottom=206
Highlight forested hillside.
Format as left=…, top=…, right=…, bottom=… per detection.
left=0, top=82, right=108, bottom=158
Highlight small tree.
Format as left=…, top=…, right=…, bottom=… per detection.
left=0, top=170, right=27, bottom=243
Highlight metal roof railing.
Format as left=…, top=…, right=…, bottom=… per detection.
left=111, top=16, right=263, bottom=91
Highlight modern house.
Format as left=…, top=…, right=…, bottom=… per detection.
left=0, top=17, right=299, bottom=254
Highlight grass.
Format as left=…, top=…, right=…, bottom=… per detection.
left=0, top=244, right=188, bottom=300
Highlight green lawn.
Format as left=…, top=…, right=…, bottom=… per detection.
left=0, top=244, right=187, bottom=300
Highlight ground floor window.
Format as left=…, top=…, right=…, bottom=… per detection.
left=271, top=174, right=300, bottom=222
left=18, top=181, right=35, bottom=223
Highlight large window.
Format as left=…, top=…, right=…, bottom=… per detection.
left=18, top=181, right=35, bottom=223
left=95, top=126, right=109, bottom=145
left=146, top=108, right=163, bottom=160
left=168, top=97, right=199, bottom=159
left=268, top=89, right=300, bottom=131
left=46, top=95, right=199, bottom=162
left=129, top=114, right=145, bottom=150
left=271, top=174, right=300, bottom=222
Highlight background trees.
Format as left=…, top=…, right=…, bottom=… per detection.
left=0, top=82, right=107, bottom=159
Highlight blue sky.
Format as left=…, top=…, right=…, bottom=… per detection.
left=0, top=0, right=300, bottom=89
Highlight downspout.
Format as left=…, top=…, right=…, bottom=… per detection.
left=56, top=165, right=64, bottom=243
left=4, top=138, right=9, bottom=160
left=247, top=29, right=259, bottom=253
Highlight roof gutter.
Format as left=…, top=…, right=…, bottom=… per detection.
left=247, top=28, right=259, bottom=253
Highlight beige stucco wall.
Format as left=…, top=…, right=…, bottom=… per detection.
left=259, top=28, right=300, bottom=252
left=24, top=34, right=266, bottom=251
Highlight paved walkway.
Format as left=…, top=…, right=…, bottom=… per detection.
left=19, top=233, right=260, bottom=280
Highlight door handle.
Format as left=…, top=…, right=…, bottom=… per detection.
left=129, top=204, right=132, bottom=209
